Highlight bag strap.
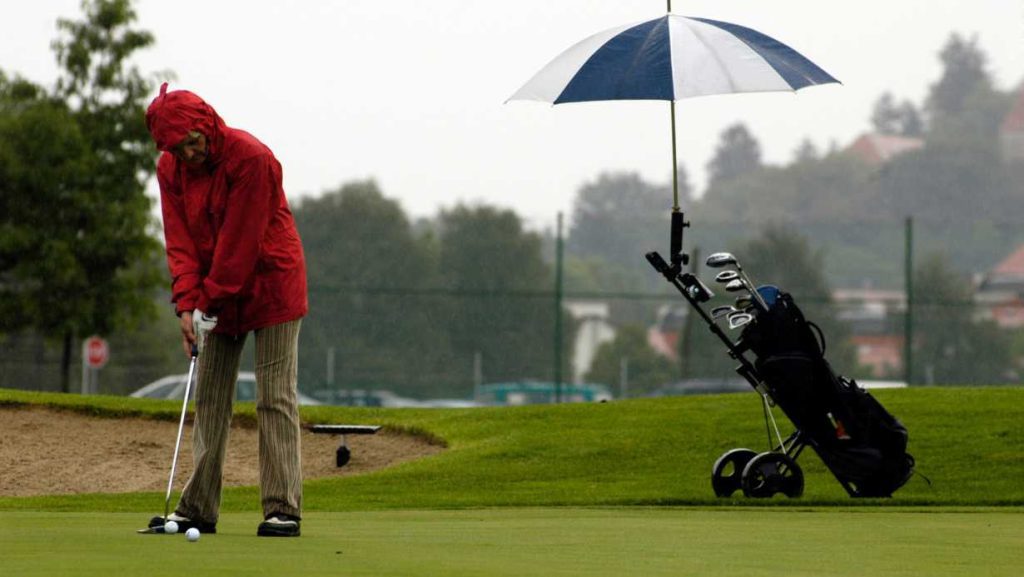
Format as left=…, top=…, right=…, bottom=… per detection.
left=807, top=321, right=827, bottom=356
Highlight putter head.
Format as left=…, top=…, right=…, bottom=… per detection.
left=714, top=270, right=740, bottom=284
left=706, top=252, right=737, bottom=269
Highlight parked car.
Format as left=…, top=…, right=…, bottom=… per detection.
left=130, top=371, right=321, bottom=405
left=309, top=388, right=423, bottom=408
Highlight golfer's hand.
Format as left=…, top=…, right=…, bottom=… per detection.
left=192, top=309, right=218, bottom=355
left=179, top=311, right=196, bottom=357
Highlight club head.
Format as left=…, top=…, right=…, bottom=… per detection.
left=725, top=279, right=746, bottom=293
left=706, top=252, right=737, bottom=269
left=710, top=305, right=735, bottom=320
left=728, top=312, right=754, bottom=330
left=714, top=270, right=740, bottom=284
left=137, top=526, right=164, bottom=534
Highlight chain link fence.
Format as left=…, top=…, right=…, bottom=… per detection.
left=3, top=217, right=1023, bottom=402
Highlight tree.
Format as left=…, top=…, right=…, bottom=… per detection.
left=293, top=180, right=454, bottom=397
left=871, top=92, right=924, bottom=137
left=567, top=171, right=683, bottom=278
left=585, top=324, right=675, bottom=397
left=925, top=33, right=1010, bottom=149
left=910, top=253, right=1011, bottom=385
left=0, top=0, right=162, bottom=392
left=926, top=34, right=992, bottom=120
left=705, top=123, right=762, bottom=190
left=792, top=139, right=820, bottom=164
left=437, top=204, right=571, bottom=390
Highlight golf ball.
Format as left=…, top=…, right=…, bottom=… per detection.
left=186, top=527, right=200, bottom=542
left=164, top=520, right=179, bottom=534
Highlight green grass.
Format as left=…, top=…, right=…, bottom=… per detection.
left=1, top=509, right=1021, bottom=577
left=1, top=387, right=1021, bottom=576
left=0, top=386, right=1022, bottom=511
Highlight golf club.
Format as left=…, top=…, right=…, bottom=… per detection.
left=706, top=252, right=769, bottom=311
left=711, top=305, right=736, bottom=321
left=728, top=311, right=755, bottom=330
left=166, top=343, right=198, bottom=517
left=705, top=252, right=737, bottom=269
left=714, top=270, right=740, bottom=284
left=725, top=279, right=746, bottom=293
left=138, top=342, right=198, bottom=534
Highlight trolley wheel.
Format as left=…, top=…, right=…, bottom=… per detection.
left=741, top=452, right=804, bottom=498
left=711, top=449, right=758, bottom=497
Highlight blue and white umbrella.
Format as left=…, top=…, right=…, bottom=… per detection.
left=508, top=13, right=839, bottom=208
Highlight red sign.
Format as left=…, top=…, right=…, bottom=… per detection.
left=85, top=336, right=109, bottom=369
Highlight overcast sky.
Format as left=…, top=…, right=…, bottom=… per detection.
left=2, top=1, right=1022, bottom=228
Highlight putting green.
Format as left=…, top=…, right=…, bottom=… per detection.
left=2, top=508, right=1020, bottom=576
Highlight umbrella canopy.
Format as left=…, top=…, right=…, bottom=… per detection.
left=508, top=14, right=840, bottom=210
left=509, top=15, right=839, bottom=104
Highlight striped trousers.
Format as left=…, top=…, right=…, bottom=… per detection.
left=176, top=319, right=303, bottom=523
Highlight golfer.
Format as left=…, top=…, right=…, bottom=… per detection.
left=144, top=83, right=308, bottom=537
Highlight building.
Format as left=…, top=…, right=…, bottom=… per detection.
left=563, top=300, right=616, bottom=383
left=976, top=244, right=1024, bottom=329
left=845, top=133, right=924, bottom=165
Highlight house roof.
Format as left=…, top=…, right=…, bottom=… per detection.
left=981, top=244, right=1024, bottom=291
left=992, top=244, right=1024, bottom=277
left=846, top=133, right=924, bottom=165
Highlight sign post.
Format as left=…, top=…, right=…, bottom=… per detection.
left=81, top=335, right=109, bottom=394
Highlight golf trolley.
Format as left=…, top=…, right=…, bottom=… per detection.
left=646, top=212, right=914, bottom=499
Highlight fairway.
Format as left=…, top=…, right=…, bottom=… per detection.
left=2, top=508, right=1021, bottom=577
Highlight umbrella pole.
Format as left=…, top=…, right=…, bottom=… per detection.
left=669, top=100, right=689, bottom=269
left=670, top=100, right=679, bottom=210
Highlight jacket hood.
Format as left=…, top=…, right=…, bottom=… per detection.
left=146, top=82, right=226, bottom=160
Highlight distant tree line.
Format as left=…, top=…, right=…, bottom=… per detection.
left=292, top=181, right=574, bottom=398
left=2, top=0, right=1018, bottom=397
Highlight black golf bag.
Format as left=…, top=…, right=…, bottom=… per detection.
left=646, top=217, right=914, bottom=499
left=734, top=287, right=915, bottom=498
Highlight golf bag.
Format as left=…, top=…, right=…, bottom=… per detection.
left=737, top=287, right=915, bottom=497
left=646, top=218, right=914, bottom=499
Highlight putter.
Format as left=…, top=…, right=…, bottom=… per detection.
left=138, top=343, right=199, bottom=534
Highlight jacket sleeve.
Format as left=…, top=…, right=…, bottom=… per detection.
left=197, top=152, right=276, bottom=313
left=157, top=160, right=202, bottom=315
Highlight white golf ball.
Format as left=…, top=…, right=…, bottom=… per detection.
left=185, top=527, right=200, bottom=542
left=164, top=520, right=179, bottom=534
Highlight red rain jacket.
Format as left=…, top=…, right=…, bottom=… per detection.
left=146, top=84, right=307, bottom=335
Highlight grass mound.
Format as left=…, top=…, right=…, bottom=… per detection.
left=0, top=386, right=1020, bottom=511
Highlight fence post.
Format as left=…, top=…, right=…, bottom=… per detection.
left=904, top=216, right=914, bottom=385
left=554, top=212, right=564, bottom=403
